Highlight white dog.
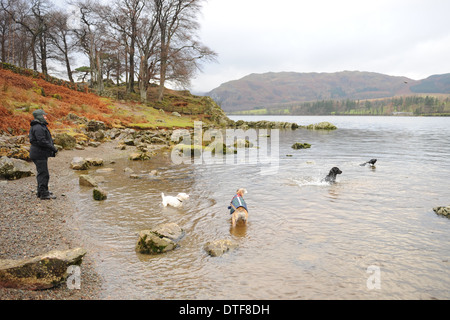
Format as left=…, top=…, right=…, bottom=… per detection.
left=161, top=192, right=189, bottom=208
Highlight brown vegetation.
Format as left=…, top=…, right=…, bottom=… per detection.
left=0, top=67, right=135, bottom=134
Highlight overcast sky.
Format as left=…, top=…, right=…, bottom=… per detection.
left=191, top=0, right=450, bottom=93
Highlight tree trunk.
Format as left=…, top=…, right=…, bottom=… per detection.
left=158, top=35, right=168, bottom=102
left=128, top=36, right=135, bottom=93
left=63, top=36, right=74, bottom=82
left=139, top=55, right=148, bottom=103
left=39, top=30, right=48, bottom=75
left=31, top=37, right=38, bottom=72
left=96, top=50, right=104, bottom=94
left=65, top=53, right=74, bottom=82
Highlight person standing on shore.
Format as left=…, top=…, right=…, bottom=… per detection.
left=29, top=109, right=58, bottom=200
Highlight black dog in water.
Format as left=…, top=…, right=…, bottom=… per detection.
left=360, top=159, right=377, bottom=167
left=323, top=167, right=342, bottom=183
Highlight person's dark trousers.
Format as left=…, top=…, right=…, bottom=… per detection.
left=32, top=159, right=50, bottom=197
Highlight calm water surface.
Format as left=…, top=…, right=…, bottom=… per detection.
left=74, top=116, right=450, bottom=299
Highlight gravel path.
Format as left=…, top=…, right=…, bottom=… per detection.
left=0, top=144, right=127, bottom=299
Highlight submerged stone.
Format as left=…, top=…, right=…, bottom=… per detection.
left=204, top=239, right=238, bottom=257
left=291, top=142, right=312, bottom=150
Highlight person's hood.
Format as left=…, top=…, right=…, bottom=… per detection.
left=30, top=119, right=46, bottom=126
left=32, top=109, right=48, bottom=125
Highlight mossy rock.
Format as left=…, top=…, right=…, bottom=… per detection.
left=292, top=142, right=312, bottom=150
left=0, top=248, right=86, bottom=290
left=129, top=152, right=152, bottom=161
left=305, top=122, right=337, bottom=130
left=53, top=133, right=77, bottom=150
left=233, top=139, right=253, bottom=148
left=204, top=142, right=236, bottom=155
left=433, top=206, right=450, bottom=217
left=93, top=188, right=107, bottom=201
left=136, top=223, right=185, bottom=255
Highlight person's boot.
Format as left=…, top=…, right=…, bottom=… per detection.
left=37, top=191, right=54, bottom=198
left=39, top=192, right=56, bottom=200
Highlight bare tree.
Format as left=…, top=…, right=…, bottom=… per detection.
left=153, top=0, right=215, bottom=101
left=0, top=4, right=11, bottom=62
left=98, top=0, right=145, bottom=94
left=1, top=0, right=217, bottom=102
left=71, top=0, right=107, bottom=93
left=136, top=2, right=159, bottom=102
left=47, top=9, right=76, bottom=82
left=1, top=0, right=52, bottom=74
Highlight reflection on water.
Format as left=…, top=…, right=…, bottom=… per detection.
left=74, top=116, right=450, bottom=299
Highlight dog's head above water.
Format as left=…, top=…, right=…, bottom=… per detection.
left=323, top=167, right=342, bottom=183
left=177, top=193, right=190, bottom=201
left=330, top=167, right=342, bottom=175
left=236, top=188, right=247, bottom=196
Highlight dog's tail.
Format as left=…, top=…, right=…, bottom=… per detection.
left=161, top=193, right=167, bottom=207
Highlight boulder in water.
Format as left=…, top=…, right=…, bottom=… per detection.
left=305, top=122, right=337, bottom=130
left=204, top=239, right=238, bottom=257
left=136, top=223, right=185, bottom=254
left=433, top=206, right=450, bottom=217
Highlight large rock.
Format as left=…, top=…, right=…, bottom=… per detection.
left=292, top=142, right=312, bottom=150
left=86, top=120, right=106, bottom=132
left=79, top=174, right=98, bottom=187
left=204, top=239, right=238, bottom=257
left=85, top=157, right=104, bottom=167
left=0, top=141, right=30, bottom=160
left=305, top=122, right=337, bottom=130
left=242, top=120, right=299, bottom=129
left=433, top=206, right=450, bottom=217
left=70, top=157, right=89, bottom=170
left=136, top=223, right=185, bottom=254
left=0, top=156, right=34, bottom=180
left=53, top=133, right=77, bottom=150
left=129, top=152, right=152, bottom=161
left=0, top=248, right=86, bottom=290
left=93, top=188, right=107, bottom=201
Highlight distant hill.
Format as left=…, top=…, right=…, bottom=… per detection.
left=207, top=71, right=450, bottom=112
left=410, top=73, right=450, bottom=94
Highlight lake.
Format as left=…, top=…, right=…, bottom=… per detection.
left=74, top=115, right=450, bottom=299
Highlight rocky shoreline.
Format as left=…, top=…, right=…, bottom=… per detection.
left=0, top=147, right=104, bottom=299
left=0, top=124, right=175, bottom=299
left=0, top=117, right=317, bottom=300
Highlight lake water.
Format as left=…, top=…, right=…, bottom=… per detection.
left=73, top=116, right=450, bottom=300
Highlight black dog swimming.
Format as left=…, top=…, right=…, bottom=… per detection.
left=360, top=159, right=377, bottom=167
left=323, top=167, right=342, bottom=183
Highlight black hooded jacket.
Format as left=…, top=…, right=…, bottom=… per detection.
left=29, top=120, right=57, bottom=160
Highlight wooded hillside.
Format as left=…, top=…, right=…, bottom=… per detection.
left=209, top=71, right=450, bottom=115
